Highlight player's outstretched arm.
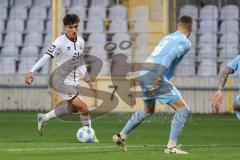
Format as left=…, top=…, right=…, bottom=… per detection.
left=25, top=72, right=34, bottom=85
left=86, top=80, right=96, bottom=94
left=211, top=67, right=234, bottom=111
left=24, top=54, right=51, bottom=85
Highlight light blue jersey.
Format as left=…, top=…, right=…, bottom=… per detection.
left=146, top=31, right=191, bottom=80
left=140, top=31, right=191, bottom=105
left=227, top=55, right=240, bottom=73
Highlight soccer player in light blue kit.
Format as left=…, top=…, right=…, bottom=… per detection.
left=113, top=16, right=193, bottom=154
left=212, top=55, right=240, bottom=119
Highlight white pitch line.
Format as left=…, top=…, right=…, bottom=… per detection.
left=0, top=144, right=240, bottom=152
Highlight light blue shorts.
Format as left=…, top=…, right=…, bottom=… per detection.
left=140, top=80, right=182, bottom=105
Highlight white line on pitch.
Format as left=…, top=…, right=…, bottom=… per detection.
left=0, top=144, right=240, bottom=152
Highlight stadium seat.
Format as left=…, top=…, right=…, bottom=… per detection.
left=185, top=47, right=196, bottom=58
left=0, top=8, right=7, bottom=20
left=188, top=33, right=196, bottom=46
left=1, top=46, right=19, bottom=56
left=48, top=8, right=66, bottom=20
left=6, top=19, right=25, bottom=32
left=135, top=33, right=148, bottom=47
left=134, top=21, right=149, bottom=33
left=180, top=5, right=198, bottom=19
left=0, top=20, right=5, bottom=32
left=198, top=59, right=217, bottom=76
left=200, top=5, right=218, bottom=20
left=4, top=32, right=23, bottom=46
left=97, top=61, right=110, bottom=76
left=191, top=20, right=198, bottom=33
left=112, top=33, right=130, bottom=43
left=87, top=33, right=106, bottom=48
left=89, top=45, right=108, bottom=60
left=45, top=20, right=52, bottom=33
left=85, top=20, right=104, bottom=32
left=199, top=20, right=218, bottom=33
left=133, top=46, right=150, bottom=62
left=13, top=0, right=32, bottom=8
left=175, top=57, right=195, bottom=76
left=109, top=4, right=127, bottom=20
left=9, top=7, right=28, bottom=20
left=219, top=58, right=233, bottom=73
left=220, top=5, right=239, bottom=20
left=0, top=0, right=9, bottom=8
left=21, top=46, right=39, bottom=57
left=0, top=33, right=2, bottom=45
left=198, top=45, right=217, bottom=58
left=109, top=20, right=128, bottom=33
left=91, top=0, right=109, bottom=7
left=133, top=6, right=149, bottom=21
left=0, top=57, right=16, bottom=74
left=69, top=6, right=86, bottom=19
left=219, top=46, right=238, bottom=59
left=29, top=6, right=48, bottom=20
left=219, top=20, right=239, bottom=34
left=71, top=0, right=88, bottom=7
left=24, top=32, right=43, bottom=46
left=199, top=33, right=218, bottom=47
left=34, top=0, right=51, bottom=8
left=18, top=57, right=38, bottom=74
left=150, top=0, right=163, bottom=20
left=44, top=34, right=52, bottom=45
left=26, top=20, right=45, bottom=32
left=219, top=33, right=239, bottom=47
left=62, top=0, right=70, bottom=7
left=88, top=6, right=106, bottom=20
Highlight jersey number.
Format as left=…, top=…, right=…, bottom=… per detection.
left=151, top=40, right=169, bottom=56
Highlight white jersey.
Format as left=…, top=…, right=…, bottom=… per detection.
left=46, top=34, right=88, bottom=86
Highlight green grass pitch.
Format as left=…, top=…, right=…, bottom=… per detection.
left=0, top=111, right=240, bottom=160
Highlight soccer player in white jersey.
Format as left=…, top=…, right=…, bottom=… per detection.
left=212, top=55, right=240, bottom=119
left=25, top=14, right=98, bottom=142
left=113, top=16, right=193, bottom=154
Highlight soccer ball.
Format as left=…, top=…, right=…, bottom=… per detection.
left=76, top=126, right=96, bottom=143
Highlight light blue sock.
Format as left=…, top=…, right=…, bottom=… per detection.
left=121, top=108, right=150, bottom=137
left=235, top=96, right=240, bottom=120
left=169, top=107, right=189, bottom=142
left=235, top=112, right=240, bottom=120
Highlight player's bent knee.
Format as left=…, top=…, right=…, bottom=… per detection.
left=233, top=96, right=240, bottom=112
left=144, top=104, right=155, bottom=115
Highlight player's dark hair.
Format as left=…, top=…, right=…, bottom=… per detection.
left=63, top=14, right=80, bottom=25
left=178, top=15, right=193, bottom=30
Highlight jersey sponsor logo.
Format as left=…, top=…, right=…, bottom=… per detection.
left=48, top=45, right=56, bottom=53
left=178, top=46, right=184, bottom=54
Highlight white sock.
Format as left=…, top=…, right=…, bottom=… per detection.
left=80, top=114, right=91, bottom=127
left=44, top=104, right=69, bottom=121
left=167, top=139, right=177, bottom=148
left=120, top=132, right=127, bottom=140
left=44, top=110, right=56, bottom=121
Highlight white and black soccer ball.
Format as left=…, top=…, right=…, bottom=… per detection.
left=76, top=126, right=96, bottom=143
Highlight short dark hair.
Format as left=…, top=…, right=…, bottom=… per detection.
left=63, top=14, right=80, bottom=25
left=178, top=15, right=193, bottom=30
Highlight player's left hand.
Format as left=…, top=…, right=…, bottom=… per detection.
left=149, top=77, right=161, bottom=95
left=88, top=81, right=96, bottom=94
left=25, top=72, right=34, bottom=85
left=210, top=89, right=223, bottom=112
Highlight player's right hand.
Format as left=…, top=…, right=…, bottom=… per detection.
left=210, top=90, right=223, bottom=112
left=25, top=72, right=34, bottom=85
